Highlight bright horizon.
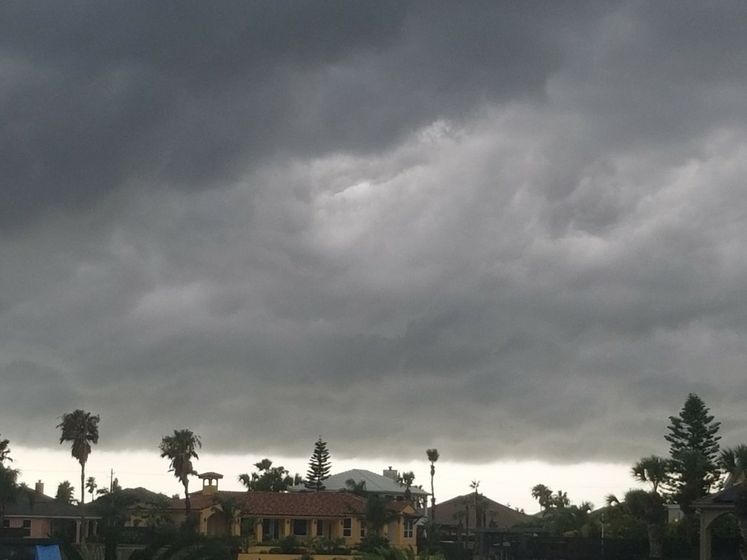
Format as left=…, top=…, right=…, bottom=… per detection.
left=11, top=445, right=645, bottom=515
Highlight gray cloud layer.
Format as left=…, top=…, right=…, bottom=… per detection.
left=2, top=1, right=747, bottom=463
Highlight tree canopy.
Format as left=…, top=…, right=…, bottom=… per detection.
left=530, top=484, right=597, bottom=537
left=304, top=437, right=332, bottom=491
left=0, top=435, right=11, bottom=464
left=159, top=428, right=201, bottom=518
left=426, top=448, right=439, bottom=518
left=0, top=462, right=19, bottom=524
left=665, top=394, right=721, bottom=519
left=632, top=455, right=669, bottom=495
left=239, top=459, right=302, bottom=492
left=55, top=481, right=75, bottom=504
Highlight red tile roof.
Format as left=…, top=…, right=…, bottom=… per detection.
left=167, top=490, right=245, bottom=512
left=168, top=490, right=367, bottom=518
left=240, top=492, right=366, bottom=517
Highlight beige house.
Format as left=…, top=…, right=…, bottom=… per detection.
left=132, top=473, right=420, bottom=551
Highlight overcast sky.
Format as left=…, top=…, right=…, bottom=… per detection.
left=3, top=1, right=747, bottom=506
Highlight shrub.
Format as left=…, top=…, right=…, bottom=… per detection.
left=279, top=536, right=302, bottom=554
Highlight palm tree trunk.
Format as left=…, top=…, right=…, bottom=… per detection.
left=647, top=522, right=663, bottom=560
left=184, top=481, right=191, bottom=517
left=430, top=465, right=435, bottom=520
left=80, top=463, right=86, bottom=543
left=465, top=505, right=470, bottom=546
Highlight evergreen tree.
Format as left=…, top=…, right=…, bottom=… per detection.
left=665, top=394, right=721, bottom=503
left=664, top=393, right=721, bottom=549
left=304, top=437, right=331, bottom=491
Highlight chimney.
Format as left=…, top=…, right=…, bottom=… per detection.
left=35, top=480, right=44, bottom=494
left=382, top=466, right=398, bottom=481
left=198, top=472, right=223, bottom=495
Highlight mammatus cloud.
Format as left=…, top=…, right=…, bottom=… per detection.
left=2, top=1, right=747, bottom=463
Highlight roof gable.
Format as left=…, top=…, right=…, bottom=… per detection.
left=431, top=493, right=533, bottom=528
left=5, top=491, right=92, bottom=519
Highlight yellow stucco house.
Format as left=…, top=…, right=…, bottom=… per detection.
left=131, top=473, right=420, bottom=552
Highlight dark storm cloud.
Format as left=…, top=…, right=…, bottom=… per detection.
left=0, top=0, right=589, bottom=228
left=2, top=1, right=747, bottom=464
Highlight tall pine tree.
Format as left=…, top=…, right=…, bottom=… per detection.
left=305, top=437, right=332, bottom=491
left=665, top=393, right=721, bottom=497
left=664, top=393, right=721, bottom=543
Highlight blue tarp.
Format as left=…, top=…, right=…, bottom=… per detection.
left=35, top=545, right=62, bottom=560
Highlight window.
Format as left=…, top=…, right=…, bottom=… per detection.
left=293, top=519, right=308, bottom=536
left=360, top=524, right=366, bottom=538
left=263, top=519, right=279, bottom=541
left=342, top=518, right=352, bottom=537
left=22, top=519, right=32, bottom=537
left=1, top=520, right=9, bottom=528
left=404, top=519, right=414, bottom=539
left=316, top=520, right=324, bottom=537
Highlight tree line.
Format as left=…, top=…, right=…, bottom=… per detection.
left=530, top=393, right=747, bottom=560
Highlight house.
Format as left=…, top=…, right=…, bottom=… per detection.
left=133, top=472, right=421, bottom=550
left=694, top=482, right=744, bottom=560
left=430, top=493, right=534, bottom=538
left=2, top=481, right=98, bottom=543
left=289, top=468, right=429, bottom=510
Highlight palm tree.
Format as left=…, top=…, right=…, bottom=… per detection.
left=0, top=464, right=19, bottom=525
left=0, top=435, right=11, bottom=464
left=719, top=445, right=747, bottom=560
left=398, top=471, right=415, bottom=500
left=55, top=481, right=76, bottom=504
left=213, top=496, right=241, bottom=536
left=470, top=481, right=481, bottom=529
left=460, top=495, right=471, bottom=543
left=626, top=455, right=670, bottom=559
left=616, top=490, right=665, bottom=559
left=159, top=429, right=201, bottom=519
left=86, top=477, right=97, bottom=503
left=58, top=409, right=100, bottom=542
left=426, top=448, right=439, bottom=519
left=345, top=478, right=368, bottom=496
left=453, top=509, right=465, bottom=542
left=552, top=490, right=570, bottom=509
left=531, top=484, right=554, bottom=511
left=364, top=494, right=399, bottom=536
left=632, top=455, right=670, bottom=495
